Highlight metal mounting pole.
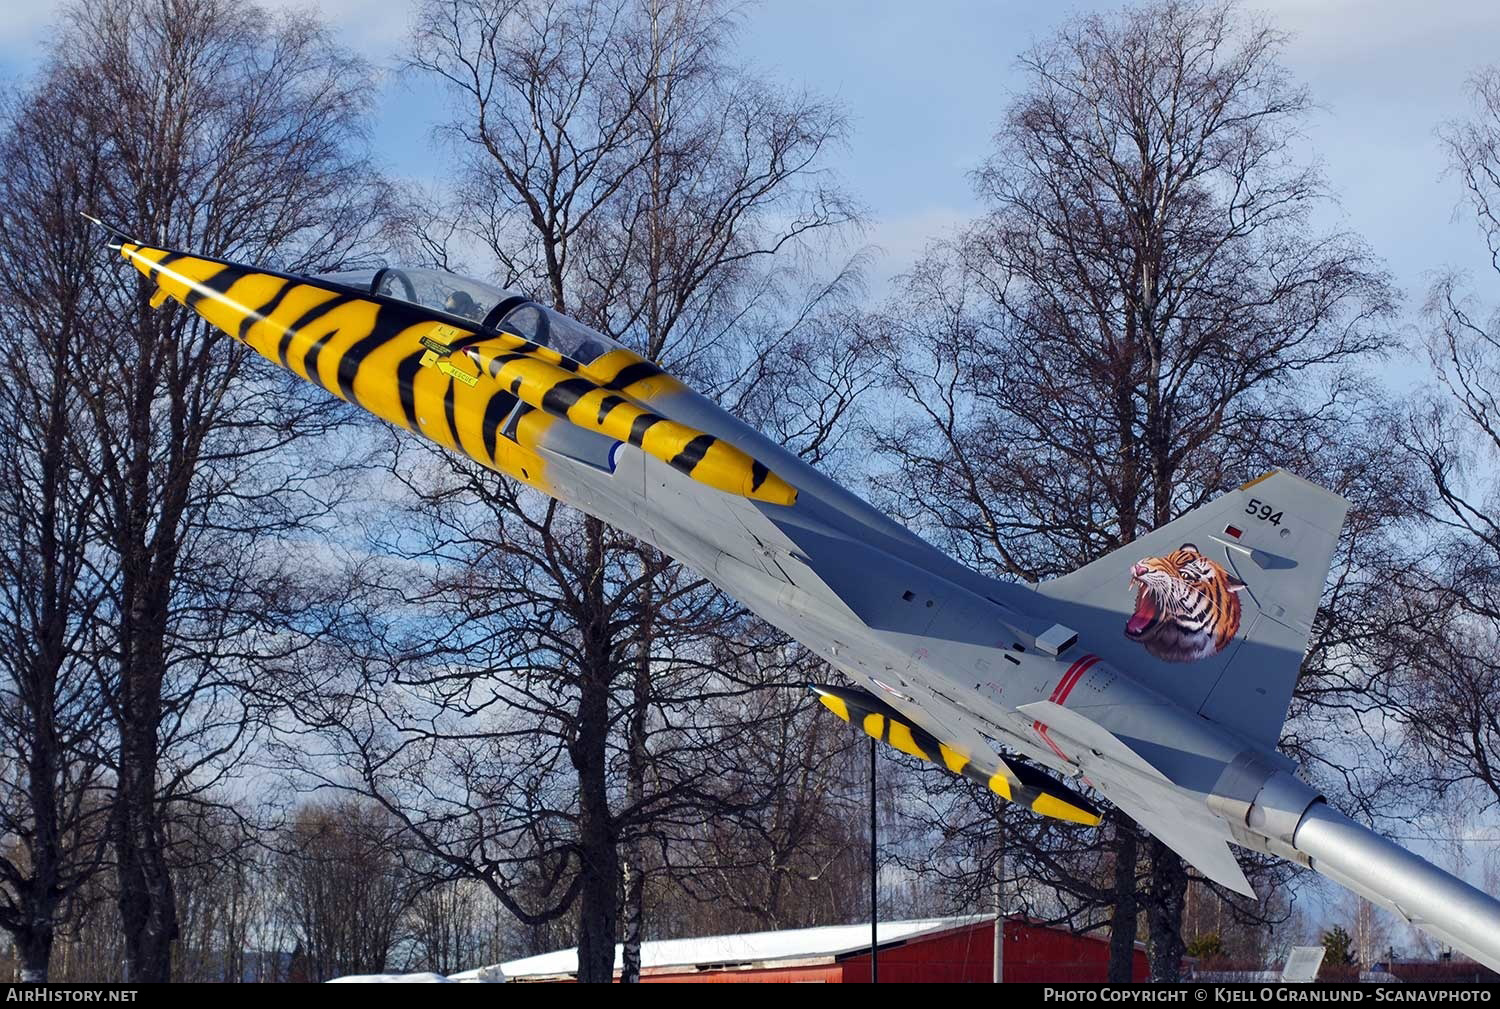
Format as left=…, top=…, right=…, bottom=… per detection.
left=993, top=809, right=1005, bottom=983
left=870, top=734, right=878, bottom=984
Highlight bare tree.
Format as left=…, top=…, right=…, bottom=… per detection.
left=29, top=863, right=124, bottom=982
left=24, top=0, right=385, bottom=981
left=169, top=802, right=266, bottom=982
left=658, top=681, right=868, bottom=934
left=870, top=0, right=1394, bottom=980
left=1381, top=66, right=1500, bottom=813
left=279, top=0, right=868, bottom=984
left=0, top=84, right=116, bottom=985
left=271, top=800, right=418, bottom=982
left=402, top=877, right=505, bottom=976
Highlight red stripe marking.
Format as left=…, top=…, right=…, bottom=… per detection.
left=1054, top=655, right=1100, bottom=704
left=1048, top=653, right=1099, bottom=704
left=1047, top=655, right=1088, bottom=702
left=1033, top=654, right=1100, bottom=763
left=1033, top=721, right=1070, bottom=762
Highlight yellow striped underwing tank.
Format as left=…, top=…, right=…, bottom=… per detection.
left=810, top=683, right=1101, bottom=825
left=110, top=236, right=797, bottom=506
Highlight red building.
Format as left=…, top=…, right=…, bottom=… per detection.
left=489, top=915, right=1150, bottom=983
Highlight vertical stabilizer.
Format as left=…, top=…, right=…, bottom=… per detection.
left=1036, top=471, right=1348, bottom=748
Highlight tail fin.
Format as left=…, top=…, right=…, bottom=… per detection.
left=1035, top=471, right=1348, bottom=749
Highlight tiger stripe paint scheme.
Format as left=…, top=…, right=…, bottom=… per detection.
left=810, top=683, right=1101, bottom=825
left=117, top=242, right=796, bottom=506
left=96, top=226, right=1500, bottom=967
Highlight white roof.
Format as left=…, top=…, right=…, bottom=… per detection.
left=328, top=972, right=456, bottom=984
left=461, top=915, right=987, bottom=980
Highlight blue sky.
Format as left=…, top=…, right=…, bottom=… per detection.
left=4, top=0, right=1499, bottom=308
left=734, top=0, right=1500, bottom=310
left=3, top=0, right=1499, bottom=946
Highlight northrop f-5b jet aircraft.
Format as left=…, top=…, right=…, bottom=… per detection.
left=95, top=222, right=1500, bottom=968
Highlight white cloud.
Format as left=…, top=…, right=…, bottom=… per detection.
left=0, top=0, right=412, bottom=69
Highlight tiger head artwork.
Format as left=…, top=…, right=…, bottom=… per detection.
left=1125, top=543, right=1246, bottom=663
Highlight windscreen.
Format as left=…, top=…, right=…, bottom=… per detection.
left=312, top=266, right=622, bottom=365
left=312, top=267, right=519, bottom=325
left=371, top=268, right=517, bottom=325
left=496, top=302, right=622, bottom=365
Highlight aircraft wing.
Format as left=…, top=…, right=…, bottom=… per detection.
left=811, top=683, right=1101, bottom=825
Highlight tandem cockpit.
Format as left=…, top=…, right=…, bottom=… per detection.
left=314, top=265, right=621, bottom=365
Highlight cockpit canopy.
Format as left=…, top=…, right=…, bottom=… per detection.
left=313, top=265, right=622, bottom=366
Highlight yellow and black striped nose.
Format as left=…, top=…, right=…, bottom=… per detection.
left=116, top=242, right=554, bottom=493
left=113, top=240, right=796, bottom=507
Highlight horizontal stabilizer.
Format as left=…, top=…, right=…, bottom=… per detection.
left=1018, top=699, right=1253, bottom=895
left=1113, top=788, right=1255, bottom=896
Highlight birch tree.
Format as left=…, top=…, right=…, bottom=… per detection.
left=871, top=0, right=1394, bottom=980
